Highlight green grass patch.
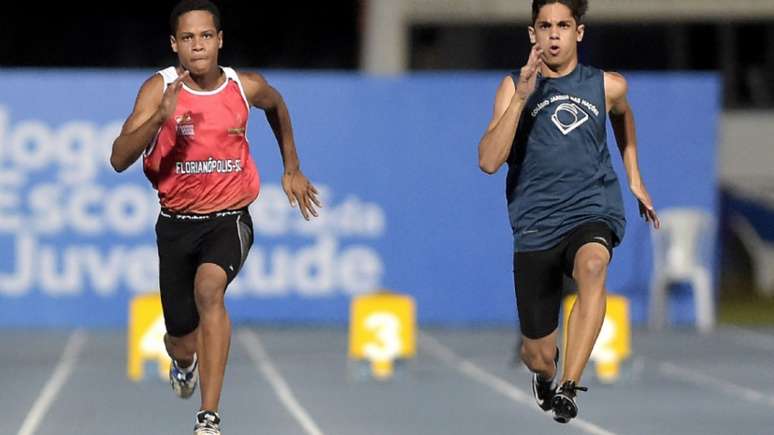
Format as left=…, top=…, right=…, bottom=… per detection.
left=718, top=295, right=774, bottom=326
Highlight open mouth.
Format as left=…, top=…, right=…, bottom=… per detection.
left=549, top=45, right=561, bottom=55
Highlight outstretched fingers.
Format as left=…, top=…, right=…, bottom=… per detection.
left=300, top=185, right=320, bottom=219
left=294, top=191, right=309, bottom=220
left=646, top=207, right=660, bottom=229
left=285, top=178, right=321, bottom=221
left=639, top=201, right=660, bottom=230
left=307, top=184, right=321, bottom=208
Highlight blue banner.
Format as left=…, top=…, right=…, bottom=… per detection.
left=0, top=70, right=719, bottom=327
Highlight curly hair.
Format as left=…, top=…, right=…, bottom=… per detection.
left=170, top=0, right=221, bottom=35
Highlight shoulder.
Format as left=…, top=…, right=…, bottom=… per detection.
left=139, top=73, right=164, bottom=94
left=133, top=73, right=165, bottom=108
left=603, top=71, right=628, bottom=100
left=497, top=74, right=516, bottom=96
left=235, top=70, right=269, bottom=98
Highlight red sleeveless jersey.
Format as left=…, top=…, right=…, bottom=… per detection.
left=143, top=66, right=260, bottom=213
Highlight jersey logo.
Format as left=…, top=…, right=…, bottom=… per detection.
left=551, top=103, right=589, bottom=135
left=176, top=111, right=195, bottom=137
left=228, top=114, right=245, bottom=136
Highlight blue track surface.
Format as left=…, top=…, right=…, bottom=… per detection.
left=2, top=326, right=773, bottom=435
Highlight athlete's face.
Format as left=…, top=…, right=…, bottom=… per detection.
left=170, top=11, right=223, bottom=76
left=528, top=3, right=584, bottom=69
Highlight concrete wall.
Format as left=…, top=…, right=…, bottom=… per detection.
left=719, top=111, right=774, bottom=184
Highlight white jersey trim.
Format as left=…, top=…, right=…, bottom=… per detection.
left=223, top=67, right=251, bottom=111
left=144, top=67, right=178, bottom=158
left=182, top=77, right=229, bottom=95
left=157, top=66, right=234, bottom=96
left=222, top=67, right=252, bottom=143
left=157, top=66, right=178, bottom=92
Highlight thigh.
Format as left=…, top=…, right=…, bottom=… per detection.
left=561, top=221, right=615, bottom=278
left=199, top=210, right=254, bottom=284
left=514, top=246, right=564, bottom=339
left=156, top=216, right=200, bottom=337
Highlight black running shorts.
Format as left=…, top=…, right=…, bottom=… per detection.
left=155, top=208, right=254, bottom=337
left=514, top=221, right=614, bottom=339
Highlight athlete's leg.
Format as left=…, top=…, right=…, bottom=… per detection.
left=515, top=246, right=563, bottom=377
left=193, top=263, right=231, bottom=413
left=514, top=245, right=564, bottom=412
left=164, top=329, right=197, bottom=367
left=562, top=242, right=610, bottom=383
left=521, top=330, right=559, bottom=378
left=156, top=214, right=200, bottom=374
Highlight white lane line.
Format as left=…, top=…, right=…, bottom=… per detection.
left=724, top=326, right=774, bottom=352
left=420, top=332, right=619, bottom=435
left=237, top=329, right=325, bottom=435
left=17, top=330, right=87, bottom=435
left=659, top=361, right=774, bottom=408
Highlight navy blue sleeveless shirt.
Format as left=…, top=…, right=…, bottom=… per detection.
left=506, top=64, right=626, bottom=252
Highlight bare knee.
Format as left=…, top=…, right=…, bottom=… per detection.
left=195, top=282, right=225, bottom=312
left=194, top=265, right=227, bottom=312
left=582, top=255, right=607, bottom=277
left=574, top=253, right=608, bottom=284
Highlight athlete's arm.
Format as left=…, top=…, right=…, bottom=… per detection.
left=605, top=71, right=660, bottom=229
left=239, top=71, right=321, bottom=220
left=110, top=71, right=189, bottom=173
left=478, top=45, right=543, bottom=174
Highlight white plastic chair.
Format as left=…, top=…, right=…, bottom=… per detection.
left=649, top=208, right=715, bottom=333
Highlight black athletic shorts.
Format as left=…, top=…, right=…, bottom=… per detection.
left=155, top=208, right=254, bottom=337
left=514, top=221, right=615, bottom=340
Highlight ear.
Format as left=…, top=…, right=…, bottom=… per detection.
left=170, top=35, right=178, bottom=53
left=218, top=30, right=223, bottom=49
left=576, top=24, right=585, bottom=43
left=528, top=26, right=536, bottom=44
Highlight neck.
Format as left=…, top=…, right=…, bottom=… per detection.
left=180, top=66, right=223, bottom=91
left=540, top=57, right=578, bottom=78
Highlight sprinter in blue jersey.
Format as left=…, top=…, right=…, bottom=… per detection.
left=478, top=0, right=660, bottom=424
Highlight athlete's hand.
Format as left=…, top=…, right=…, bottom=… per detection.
left=631, top=182, right=660, bottom=229
left=156, top=70, right=190, bottom=122
left=282, top=169, right=321, bottom=221
left=515, top=45, right=544, bottom=101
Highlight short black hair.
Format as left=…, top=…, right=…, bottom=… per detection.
left=170, top=0, right=222, bottom=35
left=531, top=0, right=588, bottom=24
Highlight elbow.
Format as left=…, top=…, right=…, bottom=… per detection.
left=110, top=154, right=128, bottom=173
left=478, top=158, right=499, bottom=175
left=477, top=142, right=502, bottom=174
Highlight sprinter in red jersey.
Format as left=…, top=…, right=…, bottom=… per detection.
left=110, top=1, right=320, bottom=433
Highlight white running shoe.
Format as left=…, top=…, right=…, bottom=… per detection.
left=194, top=410, right=221, bottom=435
left=169, top=354, right=198, bottom=399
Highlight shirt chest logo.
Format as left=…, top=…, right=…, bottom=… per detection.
left=530, top=94, right=600, bottom=136
left=551, top=103, right=589, bottom=135
left=175, top=111, right=195, bottom=137
left=228, top=114, right=245, bottom=136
